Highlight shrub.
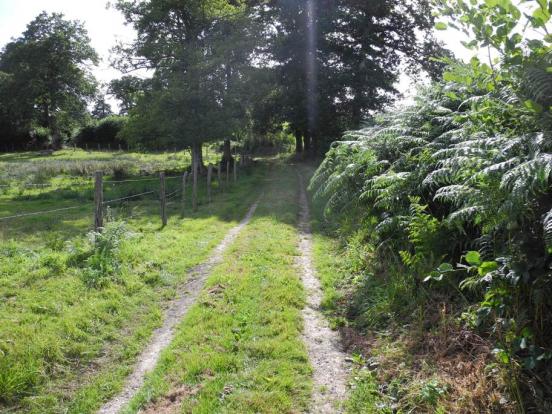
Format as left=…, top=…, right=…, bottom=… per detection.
left=73, top=115, right=127, bottom=150
left=310, top=78, right=552, bottom=408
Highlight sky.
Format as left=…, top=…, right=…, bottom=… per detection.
left=0, top=0, right=480, bottom=109
left=0, top=0, right=137, bottom=100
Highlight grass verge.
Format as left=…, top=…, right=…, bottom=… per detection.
left=311, top=229, right=516, bottom=414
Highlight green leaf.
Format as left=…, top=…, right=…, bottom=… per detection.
left=493, top=348, right=511, bottom=364
left=437, top=263, right=454, bottom=272
left=435, top=22, right=448, bottom=30
left=532, top=7, right=551, bottom=26
left=524, top=99, right=544, bottom=113
left=465, top=251, right=481, bottom=266
left=478, top=261, right=498, bottom=275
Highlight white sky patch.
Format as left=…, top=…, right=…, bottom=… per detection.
left=1, top=1, right=533, bottom=112
left=0, top=0, right=138, bottom=109
left=395, top=26, right=481, bottom=107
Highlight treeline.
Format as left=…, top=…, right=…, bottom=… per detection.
left=1, top=1, right=447, bottom=160
left=310, top=1, right=552, bottom=411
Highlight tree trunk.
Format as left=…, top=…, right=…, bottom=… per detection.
left=303, top=132, right=311, bottom=154
left=311, top=131, right=319, bottom=156
left=295, top=132, right=303, bottom=153
left=45, top=103, right=62, bottom=150
left=191, top=142, right=205, bottom=175
left=221, top=139, right=234, bottom=166
left=351, top=90, right=363, bottom=129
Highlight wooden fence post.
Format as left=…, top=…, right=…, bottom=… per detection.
left=181, top=172, right=188, bottom=209
left=226, top=160, right=230, bottom=187
left=192, top=157, right=198, bottom=212
left=207, top=164, right=213, bottom=203
left=94, top=172, right=103, bottom=231
left=160, top=172, right=167, bottom=226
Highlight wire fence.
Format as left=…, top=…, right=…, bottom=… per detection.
left=0, top=157, right=253, bottom=237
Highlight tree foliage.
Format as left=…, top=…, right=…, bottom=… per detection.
left=113, top=0, right=446, bottom=155
left=114, top=0, right=254, bottom=157
left=0, top=12, right=98, bottom=149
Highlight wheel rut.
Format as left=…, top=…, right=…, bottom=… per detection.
left=297, top=173, right=349, bottom=414
left=98, top=200, right=260, bottom=414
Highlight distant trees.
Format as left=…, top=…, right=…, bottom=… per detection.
left=74, top=116, right=127, bottom=150
left=114, top=0, right=254, bottom=165
left=0, top=12, right=98, bottom=150
left=108, top=76, right=150, bottom=115
left=0, top=3, right=448, bottom=154
left=92, top=96, right=113, bottom=120
left=114, top=0, right=444, bottom=158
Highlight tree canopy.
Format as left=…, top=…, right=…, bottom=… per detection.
left=114, top=0, right=445, bottom=156
left=0, top=12, right=98, bottom=149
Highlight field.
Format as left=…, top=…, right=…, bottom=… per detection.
left=0, top=149, right=266, bottom=413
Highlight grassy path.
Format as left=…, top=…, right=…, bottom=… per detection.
left=99, top=200, right=260, bottom=413
left=115, top=164, right=310, bottom=413
left=111, top=163, right=351, bottom=414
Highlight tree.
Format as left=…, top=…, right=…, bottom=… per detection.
left=252, top=0, right=443, bottom=154
left=115, top=0, right=256, bottom=167
left=0, top=12, right=98, bottom=149
left=108, top=75, right=150, bottom=115
left=92, top=95, right=113, bottom=119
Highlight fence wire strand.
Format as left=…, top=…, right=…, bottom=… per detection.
left=0, top=205, right=84, bottom=221
left=103, top=191, right=156, bottom=205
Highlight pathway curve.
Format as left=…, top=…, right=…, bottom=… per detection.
left=98, top=200, right=260, bottom=414
left=297, top=173, right=349, bottom=413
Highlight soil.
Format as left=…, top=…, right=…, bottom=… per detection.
left=296, top=173, right=350, bottom=413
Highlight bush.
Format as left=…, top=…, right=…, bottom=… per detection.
left=73, top=115, right=127, bottom=150
left=310, top=79, right=552, bottom=409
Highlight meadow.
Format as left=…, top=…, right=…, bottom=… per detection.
left=0, top=148, right=262, bottom=413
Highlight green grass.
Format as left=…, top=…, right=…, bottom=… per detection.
left=0, top=155, right=264, bottom=413
left=122, top=163, right=312, bottom=414
left=0, top=147, right=221, bottom=184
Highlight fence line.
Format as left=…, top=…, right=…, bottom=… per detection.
left=103, top=191, right=157, bottom=205
left=0, top=157, right=252, bottom=227
left=105, top=176, right=180, bottom=184
left=0, top=174, right=182, bottom=190
left=166, top=189, right=181, bottom=200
